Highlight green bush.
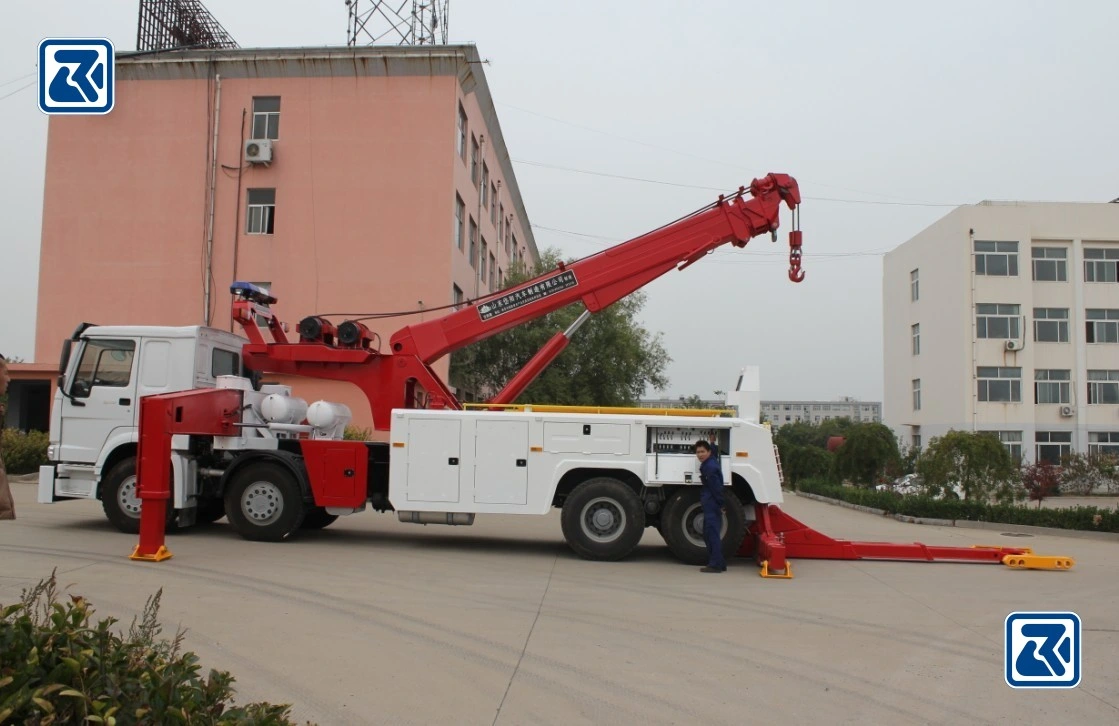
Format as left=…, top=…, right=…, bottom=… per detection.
left=1, top=429, right=49, bottom=475
left=342, top=425, right=371, bottom=441
left=0, top=571, right=311, bottom=725
left=795, top=477, right=1119, bottom=533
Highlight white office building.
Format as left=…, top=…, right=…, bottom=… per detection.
left=883, top=201, right=1119, bottom=463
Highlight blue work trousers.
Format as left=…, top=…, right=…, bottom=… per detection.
left=702, top=500, right=726, bottom=570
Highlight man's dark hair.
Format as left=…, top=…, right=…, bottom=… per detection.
left=694, top=440, right=711, bottom=452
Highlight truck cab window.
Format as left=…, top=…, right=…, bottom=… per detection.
left=70, top=340, right=136, bottom=398
left=212, top=348, right=241, bottom=377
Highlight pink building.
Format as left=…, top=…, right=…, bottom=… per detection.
left=32, top=45, right=538, bottom=430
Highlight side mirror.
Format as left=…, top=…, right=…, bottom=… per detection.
left=59, top=339, right=72, bottom=375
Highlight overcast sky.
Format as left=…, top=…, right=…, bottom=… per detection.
left=2, top=1, right=1116, bottom=403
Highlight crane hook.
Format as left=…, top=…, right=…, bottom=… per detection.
left=787, top=229, right=805, bottom=283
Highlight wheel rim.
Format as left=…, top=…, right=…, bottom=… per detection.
left=682, top=502, right=727, bottom=548
left=580, top=496, right=626, bottom=543
left=241, top=481, right=284, bottom=525
left=118, top=475, right=141, bottom=518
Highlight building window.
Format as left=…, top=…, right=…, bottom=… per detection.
left=974, top=240, right=1019, bottom=276
left=251, top=97, right=280, bottom=139
left=452, top=284, right=464, bottom=311
left=1034, top=369, right=1071, bottom=404
left=1086, top=309, right=1119, bottom=344
left=989, top=431, right=1024, bottom=463
left=1033, top=308, right=1069, bottom=342
left=977, top=366, right=1021, bottom=403
left=1089, top=432, right=1119, bottom=457
left=1031, top=246, right=1067, bottom=281
left=1084, top=247, right=1119, bottom=283
left=511, top=233, right=519, bottom=264
left=468, top=217, right=477, bottom=268
left=470, top=135, right=479, bottom=186
left=912, top=379, right=921, bottom=410
left=246, top=189, right=275, bottom=235
left=976, top=303, right=1020, bottom=339
left=911, top=433, right=921, bottom=451
left=1035, top=431, right=1072, bottom=465
left=498, top=267, right=503, bottom=288
left=457, top=103, right=467, bottom=161
left=498, top=203, right=504, bottom=241
left=910, top=269, right=919, bottom=301
left=489, top=253, right=496, bottom=287
left=911, top=323, right=920, bottom=355
left=490, top=182, right=498, bottom=223
left=480, top=239, right=488, bottom=281
left=481, top=165, right=490, bottom=209
left=454, top=194, right=465, bottom=250
left=1087, top=370, right=1119, bottom=404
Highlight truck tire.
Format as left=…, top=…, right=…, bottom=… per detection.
left=560, top=477, right=645, bottom=561
left=100, top=457, right=175, bottom=534
left=660, top=487, right=746, bottom=566
left=301, top=507, right=339, bottom=530
left=224, top=461, right=306, bottom=542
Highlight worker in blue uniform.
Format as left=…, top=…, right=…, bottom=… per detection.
left=694, top=439, right=726, bottom=573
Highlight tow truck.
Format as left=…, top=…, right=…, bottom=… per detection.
left=39, top=173, right=1073, bottom=574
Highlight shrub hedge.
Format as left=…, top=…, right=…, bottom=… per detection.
left=1, top=429, right=49, bottom=475
left=795, top=478, right=1119, bottom=533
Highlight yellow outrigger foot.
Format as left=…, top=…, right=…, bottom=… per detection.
left=1001, top=554, right=1075, bottom=571
left=129, top=545, right=173, bottom=562
left=759, top=560, right=794, bottom=579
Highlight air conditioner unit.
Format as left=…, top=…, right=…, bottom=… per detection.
left=1005, top=340, right=1022, bottom=351
left=1060, top=405, right=1075, bottom=417
left=244, top=138, right=273, bottom=164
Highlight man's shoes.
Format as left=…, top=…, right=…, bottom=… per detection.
left=699, top=566, right=726, bottom=573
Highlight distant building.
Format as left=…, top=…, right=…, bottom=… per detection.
left=882, top=201, right=1119, bottom=463
left=640, top=395, right=882, bottom=428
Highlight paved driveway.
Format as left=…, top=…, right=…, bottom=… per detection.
left=2, top=481, right=1116, bottom=725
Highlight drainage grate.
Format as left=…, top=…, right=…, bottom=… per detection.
left=1000, top=532, right=1034, bottom=537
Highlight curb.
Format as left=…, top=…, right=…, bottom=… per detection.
left=9, top=474, right=39, bottom=484
left=793, top=491, right=1119, bottom=543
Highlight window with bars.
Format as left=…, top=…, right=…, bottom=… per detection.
left=1087, top=370, right=1119, bottom=404
left=1031, top=246, right=1067, bottom=281
left=452, top=284, right=464, bottom=311
left=977, top=366, right=1021, bottom=402
left=468, top=217, right=477, bottom=268
left=457, top=103, right=467, bottom=161
left=911, top=323, right=920, bottom=355
left=480, top=239, right=488, bottom=280
left=1089, top=432, right=1119, bottom=457
left=910, top=269, right=919, bottom=301
left=1034, top=369, right=1071, bottom=404
left=470, top=135, right=479, bottom=186
left=1035, top=431, right=1073, bottom=465
left=912, top=379, right=921, bottom=410
left=246, top=189, right=275, bottom=235
left=1086, top=309, right=1119, bottom=343
left=454, top=194, right=465, bottom=250
left=251, top=97, right=280, bottom=139
left=1084, top=248, right=1119, bottom=283
left=976, top=303, right=1021, bottom=339
left=481, top=165, right=489, bottom=209
left=490, top=182, right=497, bottom=223
left=1032, top=308, right=1069, bottom=342
left=489, top=253, right=496, bottom=287
left=974, top=240, right=1019, bottom=276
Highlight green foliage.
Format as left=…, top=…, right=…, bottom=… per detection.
left=779, top=445, right=835, bottom=486
left=1, top=429, right=50, bottom=475
left=342, top=425, right=372, bottom=441
left=678, top=395, right=706, bottom=409
left=832, top=423, right=901, bottom=487
left=773, top=418, right=856, bottom=451
left=916, top=430, right=1019, bottom=503
left=796, top=477, right=1119, bottom=532
left=0, top=571, right=310, bottom=725
left=1059, top=452, right=1119, bottom=495
left=448, top=249, right=670, bottom=406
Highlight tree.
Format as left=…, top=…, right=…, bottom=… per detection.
left=679, top=394, right=706, bottom=409
left=1020, top=461, right=1061, bottom=507
left=1059, top=452, right=1119, bottom=495
left=916, top=430, right=1019, bottom=503
left=832, top=423, right=901, bottom=487
left=448, top=249, right=670, bottom=406
left=782, top=445, right=835, bottom=486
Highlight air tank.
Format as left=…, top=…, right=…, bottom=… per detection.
left=306, top=400, right=352, bottom=431
left=260, top=394, right=308, bottom=424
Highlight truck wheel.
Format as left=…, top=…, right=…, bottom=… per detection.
left=560, top=478, right=645, bottom=561
left=101, top=457, right=176, bottom=534
left=660, top=487, right=746, bottom=566
left=224, top=461, right=306, bottom=542
left=301, top=507, right=339, bottom=530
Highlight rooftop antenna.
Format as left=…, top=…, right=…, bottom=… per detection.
left=346, top=0, right=450, bottom=46
left=136, top=0, right=238, bottom=52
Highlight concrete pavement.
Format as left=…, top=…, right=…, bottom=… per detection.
left=1, top=480, right=1117, bottom=725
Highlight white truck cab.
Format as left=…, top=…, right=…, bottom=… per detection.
left=38, top=323, right=247, bottom=531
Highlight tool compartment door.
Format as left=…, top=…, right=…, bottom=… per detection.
left=473, top=420, right=529, bottom=505
left=405, top=418, right=462, bottom=503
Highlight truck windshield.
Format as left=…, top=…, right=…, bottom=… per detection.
left=71, top=339, right=136, bottom=397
